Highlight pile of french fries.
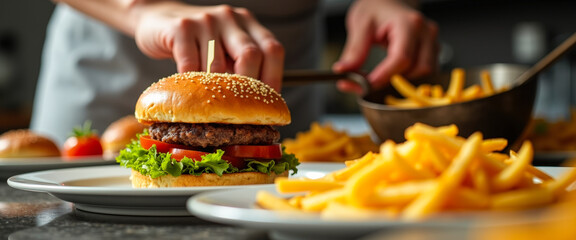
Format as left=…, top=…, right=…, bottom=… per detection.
left=386, top=68, right=507, bottom=108
left=524, top=109, right=576, bottom=152
left=282, top=122, right=379, bottom=162
left=258, top=123, right=576, bottom=221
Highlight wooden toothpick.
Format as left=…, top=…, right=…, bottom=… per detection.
left=207, top=40, right=215, bottom=73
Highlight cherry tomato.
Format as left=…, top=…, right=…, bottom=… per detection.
left=140, top=135, right=191, bottom=153
left=63, top=135, right=103, bottom=158
left=222, top=144, right=283, bottom=159
left=62, top=121, right=103, bottom=159
left=169, top=148, right=246, bottom=169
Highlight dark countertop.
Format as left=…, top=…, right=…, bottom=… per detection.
left=1, top=113, right=567, bottom=240
left=1, top=181, right=269, bottom=240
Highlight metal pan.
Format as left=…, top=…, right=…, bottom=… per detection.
left=360, top=64, right=536, bottom=145
left=284, top=65, right=537, bottom=145
left=284, top=32, right=576, bottom=145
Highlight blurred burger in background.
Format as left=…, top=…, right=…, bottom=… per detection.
left=101, top=116, right=146, bottom=160
left=0, top=129, right=60, bottom=158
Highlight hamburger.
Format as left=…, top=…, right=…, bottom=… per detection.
left=101, top=115, right=146, bottom=160
left=0, top=129, right=61, bottom=158
left=116, top=72, right=299, bottom=188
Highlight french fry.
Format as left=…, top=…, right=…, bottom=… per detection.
left=300, top=189, right=346, bottom=211
left=436, top=124, right=459, bottom=136
left=526, top=165, right=554, bottom=182
left=321, top=201, right=399, bottom=220
left=257, top=123, right=576, bottom=223
left=480, top=70, right=495, bottom=95
left=431, top=84, right=444, bottom=98
left=276, top=178, right=344, bottom=193
left=345, top=153, right=391, bottom=208
left=446, top=68, right=466, bottom=102
left=546, top=161, right=576, bottom=196
left=384, top=95, right=421, bottom=108
left=490, top=188, right=554, bottom=210
left=416, top=84, right=432, bottom=98
left=462, top=85, right=483, bottom=101
left=447, top=187, right=490, bottom=209
left=481, top=138, right=508, bottom=153
left=491, top=141, right=534, bottom=191
left=423, top=142, right=449, bottom=173
left=332, top=152, right=376, bottom=181
left=256, top=191, right=299, bottom=211
left=470, top=161, right=491, bottom=194
left=374, top=180, right=435, bottom=206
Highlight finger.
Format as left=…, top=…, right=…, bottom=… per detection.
left=337, top=80, right=364, bottom=95
left=404, top=21, right=439, bottom=79
left=230, top=41, right=263, bottom=79
left=134, top=16, right=175, bottom=60
left=196, top=14, right=226, bottom=73
left=236, top=8, right=284, bottom=91
left=332, top=19, right=373, bottom=73
left=214, top=7, right=263, bottom=78
left=169, top=19, right=201, bottom=73
left=368, top=23, right=419, bottom=89
left=254, top=37, right=284, bottom=91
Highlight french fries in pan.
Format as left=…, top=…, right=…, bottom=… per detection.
left=386, top=69, right=508, bottom=108
left=258, top=123, right=576, bottom=221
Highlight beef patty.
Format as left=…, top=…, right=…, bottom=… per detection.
left=149, top=123, right=280, bottom=148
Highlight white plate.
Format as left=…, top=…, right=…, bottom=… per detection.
left=187, top=167, right=570, bottom=240
left=0, top=156, right=115, bottom=179
left=7, top=162, right=345, bottom=216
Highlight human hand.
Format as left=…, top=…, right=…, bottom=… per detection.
left=132, top=2, right=285, bottom=91
left=333, top=0, right=439, bottom=93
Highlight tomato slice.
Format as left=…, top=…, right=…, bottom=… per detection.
left=169, top=148, right=208, bottom=161
left=140, top=135, right=192, bottom=153
left=169, top=148, right=246, bottom=169
left=222, top=144, right=282, bottom=159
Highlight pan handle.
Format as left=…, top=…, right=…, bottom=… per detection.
left=283, top=70, right=371, bottom=96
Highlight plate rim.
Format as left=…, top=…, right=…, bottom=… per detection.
left=186, top=166, right=573, bottom=231
left=7, top=162, right=347, bottom=196
left=0, top=155, right=109, bottom=165
left=6, top=162, right=345, bottom=216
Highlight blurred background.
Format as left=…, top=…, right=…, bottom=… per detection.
left=0, top=0, right=575, bottom=133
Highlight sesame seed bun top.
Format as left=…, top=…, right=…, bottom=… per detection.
left=135, top=72, right=291, bottom=125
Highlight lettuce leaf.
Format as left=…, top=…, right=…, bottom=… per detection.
left=116, top=137, right=299, bottom=178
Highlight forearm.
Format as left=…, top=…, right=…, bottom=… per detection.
left=51, top=0, right=169, bottom=36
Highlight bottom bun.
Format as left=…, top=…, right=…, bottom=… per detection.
left=130, top=170, right=288, bottom=188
